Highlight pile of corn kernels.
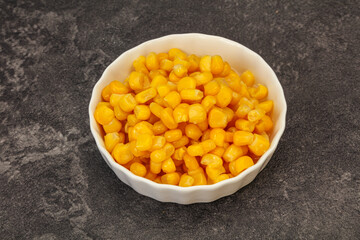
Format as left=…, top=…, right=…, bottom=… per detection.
left=94, top=48, right=273, bottom=187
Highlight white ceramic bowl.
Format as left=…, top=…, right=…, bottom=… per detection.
left=89, top=33, right=287, bottom=204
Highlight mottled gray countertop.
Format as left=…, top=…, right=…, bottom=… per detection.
left=1, top=0, right=359, bottom=239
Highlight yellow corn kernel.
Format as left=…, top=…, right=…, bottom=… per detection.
left=164, top=129, right=182, bottom=142
left=114, top=105, right=129, bottom=121
left=173, top=103, right=189, bottom=123
left=157, top=52, right=168, bottom=61
left=180, top=89, right=204, bottom=101
left=177, top=77, right=196, bottom=92
left=256, top=115, right=273, bottom=133
left=208, top=107, right=227, bottom=128
left=230, top=91, right=242, bottom=106
left=110, top=80, right=129, bottom=94
left=200, top=139, right=216, bottom=153
left=130, top=140, right=148, bottom=157
left=151, top=136, right=166, bottom=150
left=160, top=108, right=178, bottom=129
left=248, top=134, right=270, bottom=156
left=109, top=93, right=123, bottom=107
left=96, top=102, right=111, bottom=109
left=188, top=167, right=207, bottom=185
left=248, top=108, right=266, bottom=122
left=153, top=176, right=162, bottom=183
left=201, top=95, right=217, bottom=112
left=128, top=71, right=149, bottom=91
left=94, top=106, right=114, bottom=125
left=199, top=121, right=209, bottom=132
left=130, top=162, right=147, bottom=177
left=233, top=131, right=254, bottom=146
left=204, top=80, right=220, bottom=96
left=235, top=103, right=252, bottom=119
left=150, top=160, right=162, bottom=174
left=187, top=144, right=204, bottom=157
left=123, top=157, right=142, bottom=170
left=156, top=84, right=171, bottom=97
left=235, top=119, right=256, bottom=132
left=201, top=129, right=211, bottom=141
left=188, top=104, right=206, bottom=124
left=160, top=59, right=174, bottom=72
left=150, top=75, right=168, bottom=88
left=169, top=70, right=181, bottom=82
left=173, top=64, right=188, bottom=78
left=229, top=156, right=254, bottom=176
left=185, top=124, right=202, bottom=140
left=127, top=114, right=140, bottom=127
left=145, top=52, right=159, bottom=71
left=223, top=144, right=247, bottom=162
left=135, top=133, right=153, bottom=151
left=163, top=142, right=175, bottom=158
left=148, top=69, right=167, bottom=80
left=179, top=173, right=194, bottom=187
left=187, top=54, right=200, bottom=72
left=241, top=70, right=255, bottom=87
left=153, top=120, right=168, bottom=135
left=133, top=121, right=153, bottom=135
left=173, top=146, right=186, bottom=160
left=206, top=165, right=226, bottom=180
left=150, top=149, right=167, bottom=163
left=210, top=147, right=225, bottom=158
left=172, top=136, right=189, bottom=149
left=216, top=85, right=233, bottom=108
left=162, top=158, right=176, bottom=173
left=169, top=48, right=186, bottom=60
left=164, top=91, right=181, bottom=109
left=249, top=84, right=268, bottom=100
left=118, top=94, right=137, bottom=112
left=201, top=154, right=223, bottom=168
left=199, top=55, right=211, bottom=72
left=225, top=131, right=234, bottom=142
left=210, top=128, right=226, bottom=147
left=133, top=55, right=148, bottom=73
left=183, top=153, right=200, bottom=170
left=112, top=143, right=133, bottom=164
left=161, top=172, right=180, bottom=185
left=218, top=61, right=231, bottom=77
left=101, top=85, right=112, bottom=102
left=134, top=105, right=151, bottom=120
left=223, top=107, right=234, bottom=122
left=214, top=174, right=230, bottom=183
left=103, top=118, right=122, bottom=133
left=225, top=70, right=242, bottom=92
left=148, top=113, right=159, bottom=124
left=104, top=132, right=122, bottom=152
left=135, top=87, right=157, bottom=104
left=144, top=171, right=157, bottom=181
left=211, top=55, right=224, bottom=75
left=149, top=102, right=164, bottom=118
left=173, top=57, right=191, bottom=69
left=257, top=100, right=274, bottom=113
left=191, top=71, right=213, bottom=86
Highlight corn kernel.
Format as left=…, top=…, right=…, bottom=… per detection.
left=173, top=64, right=188, bottom=78
left=164, top=91, right=181, bottom=109
left=94, top=106, right=115, bottom=125
left=201, top=95, right=217, bottom=112
left=177, top=77, right=196, bottom=92
left=135, top=87, right=157, bottom=104
left=216, top=85, right=233, bottom=108
left=101, top=85, right=112, bottom=101
left=188, top=167, right=207, bottom=185
left=187, top=144, right=204, bottom=157
left=149, top=102, right=164, bottom=118
left=103, top=118, right=122, bottom=133
left=160, top=107, right=178, bottom=129
left=201, top=154, right=223, bottom=168
left=235, top=103, right=252, bottom=119
left=210, top=147, right=225, bottom=158
left=230, top=91, right=242, bottom=106
left=201, top=129, right=211, bottom=142
left=223, top=144, right=247, bottom=162
left=162, top=158, right=176, bottom=173
left=248, top=108, right=266, bottom=122
left=187, top=54, right=200, bottom=72
left=163, top=143, right=175, bottom=158
left=134, top=105, right=151, bottom=120
left=256, top=115, right=273, bottom=133
left=211, top=55, right=224, bottom=75
left=249, top=84, right=268, bottom=100
left=226, top=71, right=242, bottom=92
left=130, top=162, right=147, bottom=177
left=180, top=89, right=204, bottom=101
left=183, top=153, right=200, bottom=170
left=153, top=120, right=168, bottom=135
left=161, top=172, right=180, bottom=185
left=218, top=61, right=231, bottom=77
left=185, top=124, right=202, bottom=140
left=229, top=156, right=254, bottom=176
left=235, top=119, right=256, bottom=132
left=179, top=173, right=194, bottom=187
left=169, top=71, right=181, bottom=82
left=206, top=165, right=226, bottom=180
left=118, top=94, right=137, bottom=112
left=214, top=174, right=230, bottom=183
left=130, top=140, right=148, bottom=157
left=173, top=57, right=191, bottom=69
left=200, top=139, right=216, bottom=153
left=233, top=131, right=254, bottom=146
left=151, top=136, right=166, bottom=150
left=145, top=52, right=159, bottom=71
left=168, top=48, right=186, bottom=60
left=173, top=103, right=189, bottom=123
left=172, top=136, right=189, bottom=148
left=104, top=132, right=123, bottom=152
left=199, top=55, right=211, bottom=72
left=241, top=70, right=255, bottom=87
left=128, top=71, right=149, bottom=91
left=150, top=149, right=167, bottom=163
left=150, top=75, right=168, bottom=88
left=188, top=104, right=206, bottom=124
left=160, top=59, right=174, bottom=72
left=110, top=80, right=129, bottom=94
left=208, top=107, right=227, bottom=128
left=127, top=114, right=140, bottom=127
left=135, top=133, right=153, bottom=151
left=164, top=129, right=182, bottom=142
left=144, top=171, right=157, bottom=181
left=248, top=134, right=270, bottom=156
left=96, top=102, right=111, bottom=109
left=225, top=131, right=234, bottom=142
left=173, top=147, right=187, bottom=161
left=109, top=93, right=123, bottom=107
left=150, top=160, right=162, bottom=174
left=210, top=128, right=226, bottom=147
left=114, top=105, right=129, bottom=121
left=112, top=143, right=133, bottom=164
left=191, top=71, right=213, bottom=86
left=157, top=52, right=168, bottom=61
left=257, top=100, right=274, bottom=113
left=198, top=121, right=209, bottom=132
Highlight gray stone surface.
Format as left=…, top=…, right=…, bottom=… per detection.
left=1, top=0, right=359, bottom=239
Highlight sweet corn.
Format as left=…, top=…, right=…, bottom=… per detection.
left=149, top=102, right=164, bottom=118
left=133, top=121, right=153, bottom=135
left=225, top=131, right=234, bottom=142
left=200, top=139, right=216, bottom=153
left=164, top=129, right=182, bottom=142
left=248, top=108, right=266, bottom=122
left=210, top=147, right=225, bottom=157
left=172, top=136, right=189, bottom=148
left=204, top=80, right=220, bottom=96
left=168, top=48, right=187, bottom=60
left=151, top=136, right=166, bottom=150
left=173, top=103, right=189, bottom=123
left=130, top=140, right=149, bottom=157
left=150, top=149, right=167, bottom=163
left=145, top=52, right=159, bottom=71
left=235, top=119, right=256, bottom=132
left=130, top=162, right=147, bottom=177
left=249, top=84, right=268, bottom=100
left=103, top=118, right=122, bottom=133
left=128, top=71, right=149, bottom=91
left=188, top=104, right=206, bottom=124
left=188, top=167, right=207, bottom=185
left=135, top=133, right=153, bottom=151
left=206, top=165, right=226, bottom=180
left=144, top=170, right=157, bottom=181
left=150, top=75, right=168, bottom=88
left=104, top=132, right=123, bottom=152
left=187, top=144, right=204, bottom=157
left=177, top=77, right=196, bottom=91
left=214, top=174, right=230, bottom=183
left=96, top=102, right=111, bottom=109
left=110, top=80, right=129, bottom=94
left=201, top=154, right=223, bottom=168
left=191, top=71, right=213, bottom=86
left=235, top=103, right=252, bottom=119
left=185, top=124, right=202, bottom=140
left=161, top=172, right=180, bottom=185
left=223, top=144, right=247, bottom=162
left=248, top=134, right=270, bottom=156
left=229, top=156, right=254, bottom=176
left=233, top=131, right=254, bottom=146
left=183, top=153, right=199, bottom=170
left=210, top=128, right=226, bottom=147
left=162, top=158, right=176, bottom=173
left=241, top=70, right=255, bottom=87
left=173, top=57, right=191, bottom=69
left=160, top=59, right=174, bottom=72
left=163, top=143, right=175, bottom=158
left=169, top=71, right=181, bottom=82
left=211, top=55, right=224, bottom=75
left=180, top=89, right=204, bottom=101
left=157, top=52, right=169, bottom=62
left=135, top=87, right=157, bottom=104
left=216, top=85, right=233, bottom=108
left=173, top=147, right=187, bottom=161
left=201, top=129, right=211, bottom=141
left=150, top=160, right=162, bottom=174
left=173, top=64, right=188, bottom=78
left=94, top=106, right=114, bottom=125
left=218, top=62, right=231, bottom=77
left=153, top=120, right=168, bottom=135
left=199, top=55, right=211, bottom=72
left=112, top=143, right=133, bottom=164
left=164, top=91, right=181, bottom=109
left=179, top=173, right=194, bottom=187
left=257, top=100, right=274, bottom=113
left=201, top=95, right=217, bottom=112
left=226, top=71, right=242, bottom=92
left=198, top=121, right=209, bottom=132
left=118, top=94, right=137, bottom=112
left=127, top=114, right=140, bottom=127
left=208, top=107, right=227, bottom=128
left=109, top=94, right=123, bottom=107
left=134, top=105, right=151, bottom=120
left=114, top=105, right=129, bottom=121
left=101, top=85, right=112, bottom=101
left=255, top=115, right=273, bottom=133
left=160, top=108, right=178, bottom=129
left=187, top=54, right=200, bottom=72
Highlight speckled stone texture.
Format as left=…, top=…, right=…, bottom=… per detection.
left=0, top=0, right=359, bottom=239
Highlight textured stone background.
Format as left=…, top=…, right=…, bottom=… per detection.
left=1, top=0, right=359, bottom=239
